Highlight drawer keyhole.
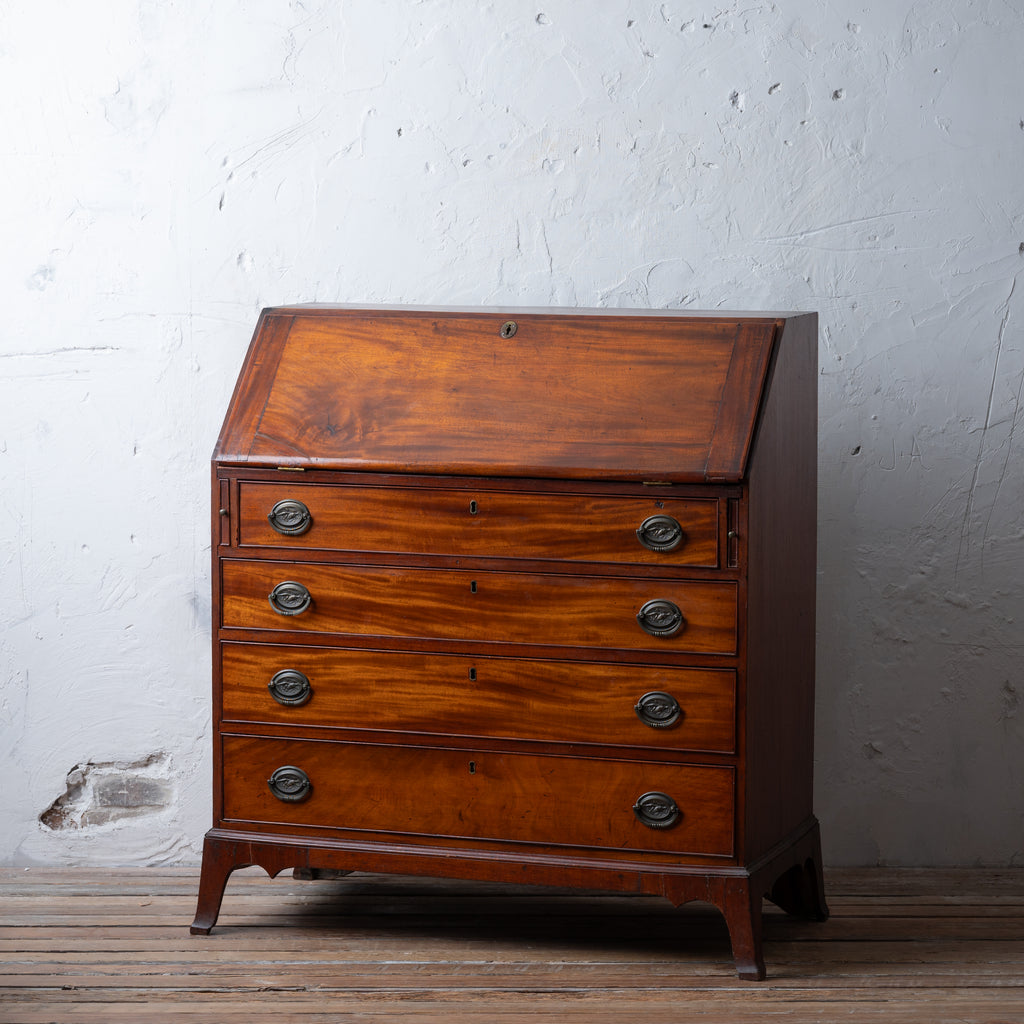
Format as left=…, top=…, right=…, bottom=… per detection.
left=469, top=500, right=479, bottom=515
left=469, top=761, right=477, bottom=774
left=470, top=580, right=478, bottom=593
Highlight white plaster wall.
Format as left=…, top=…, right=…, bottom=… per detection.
left=1, top=1, right=1021, bottom=866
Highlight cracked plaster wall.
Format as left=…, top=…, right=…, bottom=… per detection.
left=1, top=1, right=1021, bottom=866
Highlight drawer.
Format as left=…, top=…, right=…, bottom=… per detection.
left=237, top=482, right=719, bottom=568
left=221, top=561, right=738, bottom=655
left=221, top=735, right=735, bottom=857
left=221, top=643, right=737, bottom=754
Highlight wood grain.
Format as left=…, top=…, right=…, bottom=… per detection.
left=220, top=561, right=738, bottom=655
left=221, top=643, right=737, bottom=753
left=203, top=306, right=821, bottom=982
left=215, top=309, right=779, bottom=482
left=2, top=866, right=1022, bottom=1024
left=743, top=312, right=818, bottom=857
left=238, top=481, right=721, bottom=567
left=219, top=735, right=736, bottom=857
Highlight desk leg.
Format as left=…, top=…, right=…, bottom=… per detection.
left=717, top=878, right=766, bottom=981
left=768, top=823, right=830, bottom=922
left=190, top=834, right=237, bottom=935
left=662, top=875, right=766, bottom=981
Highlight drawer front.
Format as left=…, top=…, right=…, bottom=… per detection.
left=221, top=735, right=735, bottom=857
left=238, top=482, right=719, bottom=568
left=221, top=561, right=738, bottom=655
left=222, top=643, right=737, bottom=754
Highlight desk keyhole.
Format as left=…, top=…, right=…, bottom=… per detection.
left=469, top=761, right=476, bottom=774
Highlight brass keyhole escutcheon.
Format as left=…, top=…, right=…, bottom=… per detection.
left=499, top=320, right=518, bottom=339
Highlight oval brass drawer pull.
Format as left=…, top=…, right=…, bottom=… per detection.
left=633, top=791, right=681, bottom=830
left=268, top=581, right=312, bottom=616
left=267, top=765, right=311, bottom=803
left=635, top=691, right=682, bottom=729
left=636, top=514, right=685, bottom=552
left=268, top=499, right=312, bottom=536
left=636, top=599, right=685, bottom=638
left=268, top=669, right=312, bottom=707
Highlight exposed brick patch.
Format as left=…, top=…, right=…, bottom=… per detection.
left=40, top=754, right=173, bottom=830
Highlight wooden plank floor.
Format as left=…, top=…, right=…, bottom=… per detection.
left=1, top=866, right=1022, bottom=1023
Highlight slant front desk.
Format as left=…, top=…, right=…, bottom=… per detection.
left=191, top=305, right=828, bottom=980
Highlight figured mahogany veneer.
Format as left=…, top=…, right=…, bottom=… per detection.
left=237, top=483, right=721, bottom=567
left=216, top=312, right=774, bottom=480
left=221, top=644, right=738, bottom=753
left=220, top=561, right=738, bottom=654
left=193, top=305, right=828, bottom=980
left=221, top=735, right=736, bottom=857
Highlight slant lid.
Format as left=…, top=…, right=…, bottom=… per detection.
left=215, top=306, right=783, bottom=483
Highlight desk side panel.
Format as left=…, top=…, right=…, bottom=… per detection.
left=742, top=313, right=818, bottom=859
